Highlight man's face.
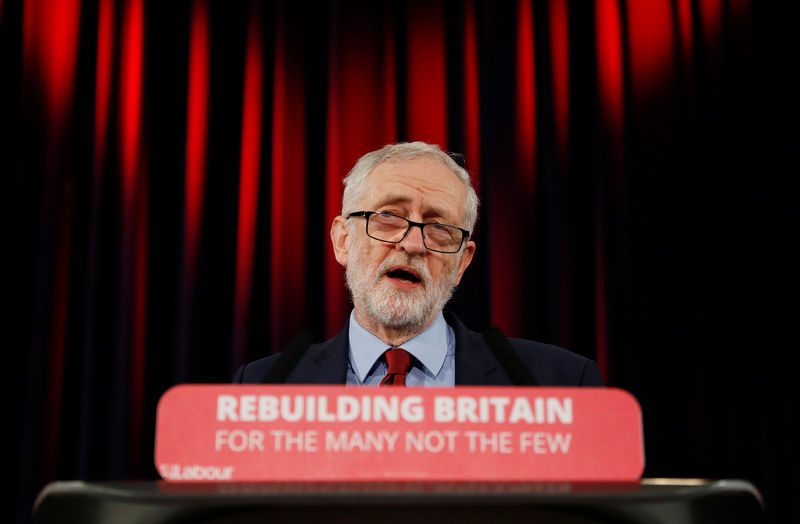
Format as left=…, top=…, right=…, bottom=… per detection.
left=331, top=158, right=476, bottom=337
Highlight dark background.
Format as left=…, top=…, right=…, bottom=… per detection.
left=1, top=0, right=797, bottom=522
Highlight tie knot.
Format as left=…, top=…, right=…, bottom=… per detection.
left=381, top=348, right=411, bottom=386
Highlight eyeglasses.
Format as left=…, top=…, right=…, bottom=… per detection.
left=347, top=211, right=470, bottom=254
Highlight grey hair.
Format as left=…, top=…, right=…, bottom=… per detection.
left=341, top=142, right=480, bottom=232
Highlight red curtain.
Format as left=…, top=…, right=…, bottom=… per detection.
left=3, top=1, right=798, bottom=523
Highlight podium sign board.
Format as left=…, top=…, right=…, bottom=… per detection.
left=155, top=385, right=644, bottom=482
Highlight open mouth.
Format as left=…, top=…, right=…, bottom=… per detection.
left=385, top=268, right=422, bottom=284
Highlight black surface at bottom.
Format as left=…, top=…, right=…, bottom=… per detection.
left=33, top=479, right=765, bottom=524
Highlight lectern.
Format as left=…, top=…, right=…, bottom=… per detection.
left=34, top=386, right=766, bottom=523
left=33, top=478, right=764, bottom=523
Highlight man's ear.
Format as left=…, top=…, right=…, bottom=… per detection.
left=454, top=239, right=476, bottom=286
left=330, top=216, right=350, bottom=267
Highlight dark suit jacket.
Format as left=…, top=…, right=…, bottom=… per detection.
left=234, top=311, right=604, bottom=386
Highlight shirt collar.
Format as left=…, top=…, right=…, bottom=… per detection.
left=348, top=310, right=449, bottom=382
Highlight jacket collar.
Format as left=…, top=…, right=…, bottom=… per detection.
left=287, top=310, right=511, bottom=386
left=286, top=317, right=350, bottom=384
left=446, top=310, right=510, bottom=386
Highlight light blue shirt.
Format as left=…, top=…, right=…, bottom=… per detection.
left=346, top=310, right=455, bottom=386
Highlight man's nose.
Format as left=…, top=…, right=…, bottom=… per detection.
left=399, top=224, right=427, bottom=255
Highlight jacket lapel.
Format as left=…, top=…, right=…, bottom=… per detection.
left=287, top=319, right=350, bottom=384
left=287, top=312, right=513, bottom=386
left=447, top=311, right=512, bottom=386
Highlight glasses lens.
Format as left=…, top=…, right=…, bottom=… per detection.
left=367, top=213, right=409, bottom=242
left=364, top=212, right=464, bottom=253
left=424, top=224, right=463, bottom=252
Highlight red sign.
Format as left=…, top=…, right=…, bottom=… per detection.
left=155, top=385, right=644, bottom=482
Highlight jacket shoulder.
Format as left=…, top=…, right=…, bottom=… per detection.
left=233, top=353, right=281, bottom=384
left=233, top=322, right=350, bottom=384
left=509, top=337, right=604, bottom=386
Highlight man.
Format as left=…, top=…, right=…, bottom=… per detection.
left=235, top=142, right=603, bottom=386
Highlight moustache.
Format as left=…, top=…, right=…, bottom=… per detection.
left=375, top=255, right=432, bottom=287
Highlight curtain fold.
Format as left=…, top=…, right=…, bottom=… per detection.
left=2, top=1, right=796, bottom=522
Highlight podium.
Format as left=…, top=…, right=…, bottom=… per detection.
left=33, top=478, right=764, bottom=523
left=36, top=386, right=764, bottom=522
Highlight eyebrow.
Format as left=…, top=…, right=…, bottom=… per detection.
left=372, top=195, right=453, bottom=222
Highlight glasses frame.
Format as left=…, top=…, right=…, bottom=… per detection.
left=347, top=211, right=471, bottom=254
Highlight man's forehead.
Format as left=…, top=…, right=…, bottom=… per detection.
left=360, top=159, right=466, bottom=218
left=363, top=158, right=462, bottom=192
left=371, top=193, right=452, bottom=219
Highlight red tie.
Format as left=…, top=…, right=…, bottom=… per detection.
left=380, top=348, right=411, bottom=386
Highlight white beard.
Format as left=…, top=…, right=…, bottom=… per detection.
left=346, top=250, right=459, bottom=337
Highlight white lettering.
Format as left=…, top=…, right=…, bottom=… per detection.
left=280, top=395, right=304, bottom=422
left=305, top=395, right=316, bottom=422
left=464, top=431, right=513, bottom=453
left=547, top=398, right=573, bottom=424
left=326, top=430, right=348, bottom=451
left=488, top=397, right=511, bottom=423
left=214, top=429, right=264, bottom=452
left=360, top=396, right=371, bottom=421
left=457, top=396, right=479, bottom=422
left=337, top=395, right=360, bottom=422
left=324, top=431, right=399, bottom=452
left=214, top=394, right=571, bottom=424
left=519, top=432, right=572, bottom=453
left=509, top=397, right=535, bottom=423
left=270, top=430, right=319, bottom=452
left=373, top=396, right=399, bottom=422
left=217, top=395, right=238, bottom=421
left=258, top=395, right=278, bottom=421
left=166, top=464, right=234, bottom=480
left=239, top=395, right=257, bottom=421
left=400, top=396, right=424, bottom=422
left=434, top=396, right=455, bottom=422
left=405, top=430, right=458, bottom=453
left=547, top=432, right=571, bottom=453
left=534, top=397, right=544, bottom=422
left=317, top=396, right=336, bottom=422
